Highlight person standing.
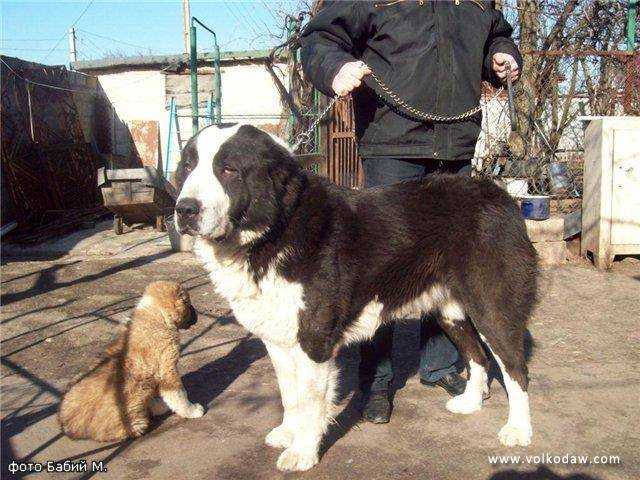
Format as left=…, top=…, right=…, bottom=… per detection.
left=300, top=0, right=521, bottom=423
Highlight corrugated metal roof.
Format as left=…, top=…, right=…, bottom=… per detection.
left=70, top=49, right=284, bottom=72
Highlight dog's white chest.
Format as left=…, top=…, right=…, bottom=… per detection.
left=194, top=239, right=304, bottom=347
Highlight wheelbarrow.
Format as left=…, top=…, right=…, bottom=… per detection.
left=97, top=167, right=176, bottom=235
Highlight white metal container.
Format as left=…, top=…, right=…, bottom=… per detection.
left=581, top=116, right=640, bottom=269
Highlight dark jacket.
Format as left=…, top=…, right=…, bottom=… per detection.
left=300, top=0, right=522, bottom=160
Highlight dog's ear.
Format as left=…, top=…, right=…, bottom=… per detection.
left=159, top=307, right=181, bottom=329
left=157, top=298, right=188, bottom=329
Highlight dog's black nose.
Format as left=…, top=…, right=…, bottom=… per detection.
left=176, top=198, right=200, bottom=217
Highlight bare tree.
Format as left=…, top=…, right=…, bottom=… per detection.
left=504, top=0, right=633, bottom=156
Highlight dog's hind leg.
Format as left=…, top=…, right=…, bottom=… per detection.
left=264, top=341, right=298, bottom=449
left=275, top=344, right=337, bottom=472
left=478, top=330, right=532, bottom=447
left=436, top=302, right=489, bottom=414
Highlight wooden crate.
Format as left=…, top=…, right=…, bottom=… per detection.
left=97, top=167, right=175, bottom=233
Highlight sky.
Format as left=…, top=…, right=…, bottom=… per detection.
left=1, top=0, right=303, bottom=66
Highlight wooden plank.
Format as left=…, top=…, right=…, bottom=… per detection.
left=331, top=132, right=354, bottom=139
left=105, top=167, right=162, bottom=187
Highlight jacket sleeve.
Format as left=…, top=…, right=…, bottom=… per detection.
left=482, top=9, right=523, bottom=85
left=300, top=1, right=370, bottom=97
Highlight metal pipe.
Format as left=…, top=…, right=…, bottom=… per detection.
left=628, top=0, right=638, bottom=52
left=189, top=23, right=198, bottom=136
left=213, top=42, right=222, bottom=124
left=165, top=97, right=176, bottom=177
left=191, top=17, right=222, bottom=126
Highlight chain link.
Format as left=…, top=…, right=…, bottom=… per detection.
left=292, top=95, right=339, bottom=152
left=369, top=70, right=503, bottom=123
left=292, top=65, right=505, bottom=151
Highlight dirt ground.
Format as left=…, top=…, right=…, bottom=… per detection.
left=1, top=238, right=639, bottom=479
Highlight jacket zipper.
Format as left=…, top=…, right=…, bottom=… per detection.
left=455, top=0, right=485, bottom=10
left=374, top=0, right=405, bottom=8
left=375, top=0, right=424, bottom=7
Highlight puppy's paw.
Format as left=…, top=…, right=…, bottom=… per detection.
left=183, top=402, right=205, bottom=419
left=498, top=423, right=532, bottom=447
left=129, top=418, right=149, bottom=437
left=265, top=424, right=293, bottom=449
left=276, top=447, right=318, bottom=472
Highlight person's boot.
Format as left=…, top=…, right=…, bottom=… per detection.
left=361, top=390, right=391, bottom=424
left=420, top=372, right=466, bottom=396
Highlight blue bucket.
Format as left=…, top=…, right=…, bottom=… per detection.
left=521, top=195, right=550, bottom=220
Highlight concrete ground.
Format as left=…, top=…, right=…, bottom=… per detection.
left=1, top=225, right=639, bottom=480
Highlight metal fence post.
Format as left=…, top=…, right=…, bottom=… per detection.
left=213, top=41, right=222, bottom=124
left=628, top=0, right=637, bottom=52
left=190, top=21, right=198, bottom=136
left=165, top=97, right=176, bottom=177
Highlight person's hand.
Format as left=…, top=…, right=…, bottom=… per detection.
left=492, top=53, right=520, bottom=82
left=331, top=61, right=372, bottom=97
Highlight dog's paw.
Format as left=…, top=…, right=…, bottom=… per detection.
left=265, top=424, right=293, bottom=449
left=184, top=403, right=205, bottom=419
left=498, top=423, right=532, bottom=447
left=276, top=447, right=318, bottom=472
left=446, top=393, right=482, bottom=415
left=129, top=418, right=149, bottom=437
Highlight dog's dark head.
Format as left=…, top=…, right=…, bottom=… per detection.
left=174, top=124, right=302, bottom=243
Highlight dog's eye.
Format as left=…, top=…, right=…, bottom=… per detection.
left=222, top=165, right=238, bottom=175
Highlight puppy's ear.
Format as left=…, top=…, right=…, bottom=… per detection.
left=159, top=305, right=182, bottom=329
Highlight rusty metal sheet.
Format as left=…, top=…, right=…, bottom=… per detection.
left=128, top=120, right=160, bottom=170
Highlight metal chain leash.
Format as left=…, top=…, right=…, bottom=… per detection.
left=292, top=95, right=339, bottom=152
left=368, top=70, right=503, bottom=123
left=292, top=63, right=507, bottom=152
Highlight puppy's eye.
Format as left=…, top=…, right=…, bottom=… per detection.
left=222, top=165, right=238, bottom=175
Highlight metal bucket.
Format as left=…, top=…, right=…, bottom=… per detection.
left=521, top=195, right=550, bottom=220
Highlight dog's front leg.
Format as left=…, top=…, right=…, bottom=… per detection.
left=158, top=365, right=204, bottom=419
left=264, top=341, right=298, bottom=449
left=276, top=344, right=336, bottom=472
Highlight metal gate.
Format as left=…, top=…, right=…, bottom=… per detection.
left=327, top=96, right=362, bottom=188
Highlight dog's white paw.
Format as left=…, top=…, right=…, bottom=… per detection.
left=446, top=393, right=482, bottom=414
left=276, top=447, right=318, bottom=472
left=184, top=403, right=205, bottom=419
left=498, top=423, right=532, bottom=447
left=265, top=424, right=293, bottom=449
left=129, top=418, right=149, bottom=437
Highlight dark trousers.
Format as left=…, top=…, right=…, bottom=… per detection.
left=359, top=157, right=471, bottom=393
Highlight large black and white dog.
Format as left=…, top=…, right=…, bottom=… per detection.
left=174, top=124, right=537, bottom=472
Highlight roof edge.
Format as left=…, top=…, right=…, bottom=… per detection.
left=70, top=49, right=285, bottom=72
